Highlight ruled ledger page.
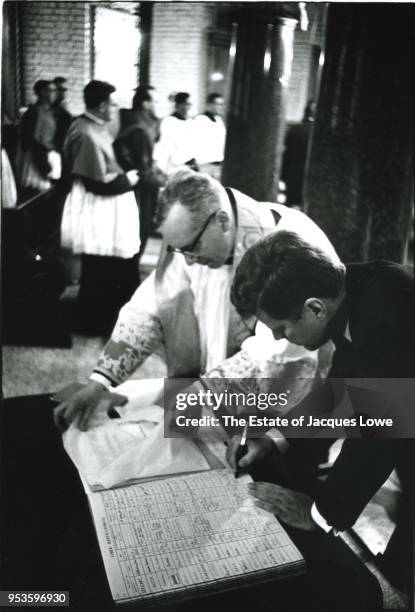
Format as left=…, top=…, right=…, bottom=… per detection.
left=87, top=470, right=304, bottom=603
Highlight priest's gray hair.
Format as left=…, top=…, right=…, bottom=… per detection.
left=156, top=168, right=224, bottom=230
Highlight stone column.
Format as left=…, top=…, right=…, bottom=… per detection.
left=222, top=7, right=297, bottom=202
left=304, top=4, right=414, bottom=262
left=139, top=2, right=153, bottom=86
left=1, top=1, right=22, bottom=121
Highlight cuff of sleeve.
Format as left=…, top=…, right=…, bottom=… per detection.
left=311, top=503, right=340, bottom=536
left=90, top=372, right=114, bottom=388
left=265, top=428, right=289, bottom=454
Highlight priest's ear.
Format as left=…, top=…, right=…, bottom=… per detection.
left=216, top=210, right=230, bottom=232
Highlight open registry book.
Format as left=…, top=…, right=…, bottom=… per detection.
left=61, top=381, right=305, bottom=604
left=86, top=470, right=305, bottom=605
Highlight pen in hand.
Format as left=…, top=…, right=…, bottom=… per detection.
left=234, top=423, right=248, bottom=478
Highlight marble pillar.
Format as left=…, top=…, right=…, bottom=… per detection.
left=304, top=4, right=414, bottom=262
left=222, top=7, right=297, bottom=202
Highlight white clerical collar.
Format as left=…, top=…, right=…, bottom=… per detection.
left=344, top=319, right=352, bottom=342
left=84, top=110, right=106, bottom=126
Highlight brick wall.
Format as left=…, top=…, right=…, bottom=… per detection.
left=20, top=2, right=91, bottom=115
left=150, top=2, right=214, bottom=119
left=16, top=1, right=321, bottom=123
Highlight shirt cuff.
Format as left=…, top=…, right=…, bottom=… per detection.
left=90, top=372, right=113, bottom=389
left=311, top=503, right=340, bottom=536
left=265, top=428, right=290, bottom=454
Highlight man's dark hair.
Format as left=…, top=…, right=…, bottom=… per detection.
left=132, top=86, right=153, bottom=111
left=231, top=230, right=345, bottom=321
left=54, top=76, right=67, bottom=87
left=33, top=80, right=50, bottom=96
left=174, top=92, right=190, bottom=105
left=83, top=80, right=115, bottom=110
left=206, top=92, right=222, bottom=104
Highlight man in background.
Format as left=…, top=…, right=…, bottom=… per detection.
left=154, top=92, right=198, bottom=174
left=114, top=85, right=163, bottom=261
left=194, top=93, right=226, bottom=181
left=281, top=100, right=316, bottom=208
left=53, top=76, right=72, bottom=153
left=19, top=79, right=60, bottom=197
left=19, top=79, right=63, bottom=258
left=60, top=80, right=140, bottom=335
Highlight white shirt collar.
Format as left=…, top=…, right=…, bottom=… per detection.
left=84, top=110, right=106, bottom=126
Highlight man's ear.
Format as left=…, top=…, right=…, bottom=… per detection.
left=216, top=210, right=230, bottom=232
left=97, top=101, right=107, bottom=115
left=303, top=298, right=327, bottom=319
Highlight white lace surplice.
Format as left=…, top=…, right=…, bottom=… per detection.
left=61, top=179, right=140, bottom=258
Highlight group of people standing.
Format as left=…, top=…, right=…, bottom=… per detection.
left=9, top=78, right=72, bottom=262
left=11, top=78, right=227, bottom=337
left=154, top=90, right=226, bottom=179
left=60, top=82, right=226, bottom=335
left=1, top=78, right=74, bottom=347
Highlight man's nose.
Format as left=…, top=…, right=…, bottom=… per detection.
left=184, top=254, right=197, bottom=266
left=272, top=330, right=285, bottom=341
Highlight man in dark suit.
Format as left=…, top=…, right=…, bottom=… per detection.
left=52, top=76, right=73, bottom=153
left=114, top=85, right=163, bottom=261
left=229, top=230, right=414, bottom=594
left=281, top=100, right=316, bottom=207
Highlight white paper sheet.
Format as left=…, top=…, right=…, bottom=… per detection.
left=63, top=402, right=214, bottom=490
left=63, top=378, right=231, bottom=490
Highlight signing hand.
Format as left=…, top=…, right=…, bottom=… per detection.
left=248, top=481, right=318, bottom=531
left=226, top=435, right=274, bottom=471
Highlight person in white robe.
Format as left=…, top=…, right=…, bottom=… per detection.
left=60, top=80, right=140, bottom=335
left=194, top=93, right=226, bottom=181
left=1, top=149, right=17, bottom=209
left=153, top=92, right=197, bottom=175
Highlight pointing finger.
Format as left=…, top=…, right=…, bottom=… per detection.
left=77, top=405, right=94, bottom=431
left=53, top=402, right=69, bottom=431
left=254, top=499, right=276, bottom=515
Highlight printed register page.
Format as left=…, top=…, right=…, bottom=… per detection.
left=87, top=470, right=305, bottom=604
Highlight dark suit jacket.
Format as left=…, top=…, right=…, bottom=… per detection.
left=281, top=121, right=313, bottom=205
left=285, top=262, right=414, bottom=588
left=114, top=108, right=159, bottom=174
left=329, top=261, right=413, bottom=378
left=20, top=104, right=53, bottom=177
left=53, top=105, right=72, bottom=153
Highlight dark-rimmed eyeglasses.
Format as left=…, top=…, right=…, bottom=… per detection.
left=166, top=210, right=217, bottom=257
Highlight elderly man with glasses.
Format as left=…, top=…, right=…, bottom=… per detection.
left=55, top=168, right=339, bottom=431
